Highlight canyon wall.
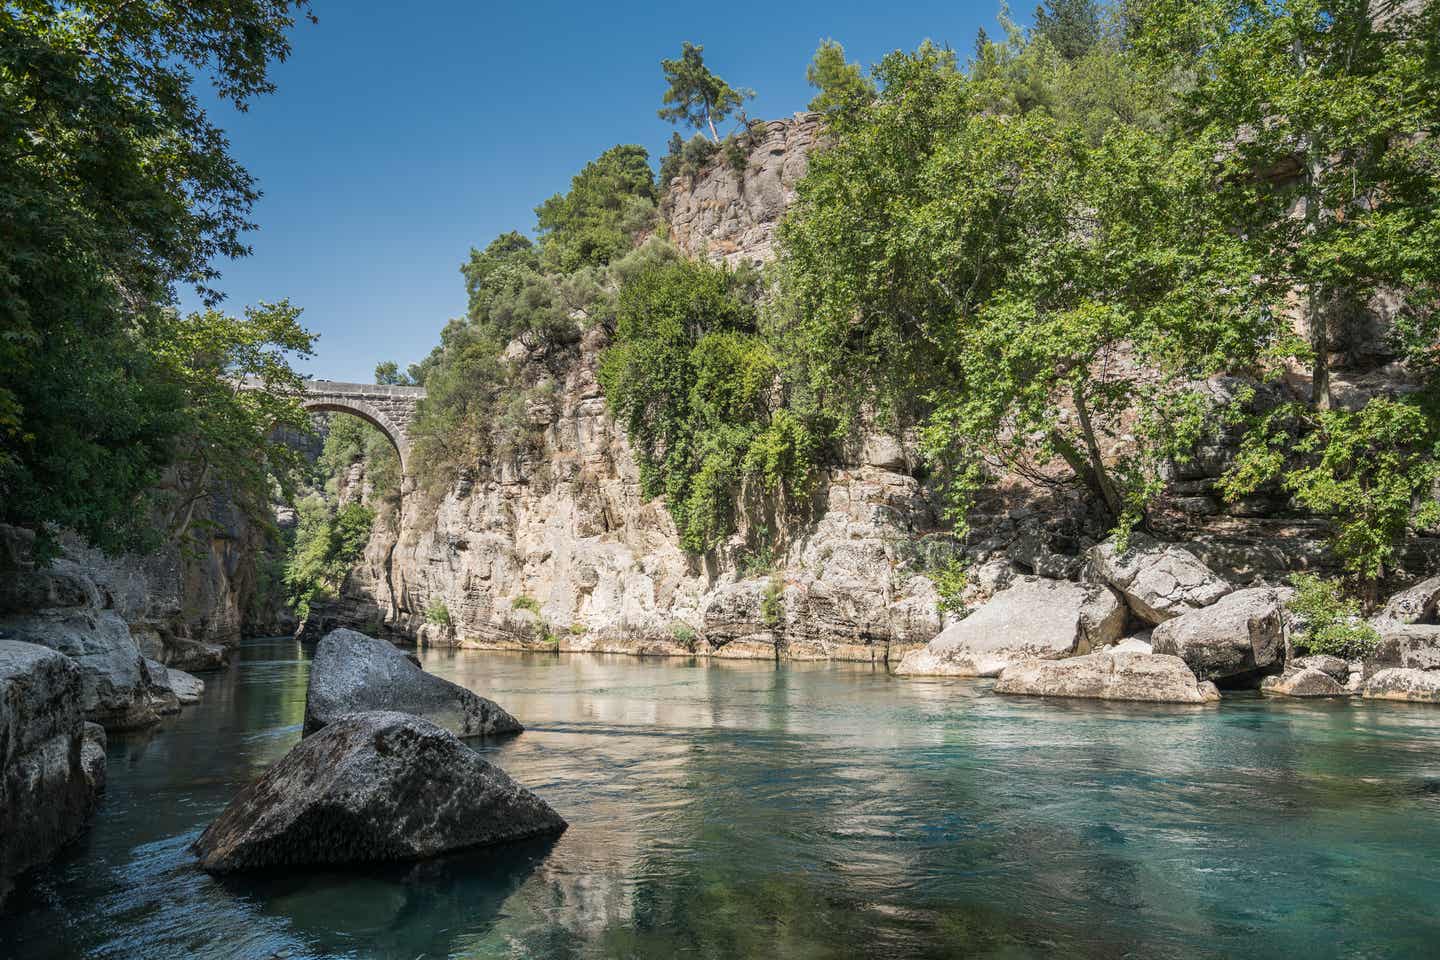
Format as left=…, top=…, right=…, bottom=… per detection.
left=307, top=112, right=1437, bottom=660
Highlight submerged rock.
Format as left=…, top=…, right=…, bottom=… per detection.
left=994, top=651, right=1221, bottom=704
left=1261, top=667, right=1347, bottom=698
left=1151, top=588, right=1284, bottom=682
left=303, top=628, right=520, bottom=737
left=894, top=577, right=1125, bottom=677
left=0, top=640, right=106, bottom=901
left=194, top=711, right=566, bottom=873
left=1362, top=668, right=1440, bottom=703
left=1087, top=533, right=1233, bottom=625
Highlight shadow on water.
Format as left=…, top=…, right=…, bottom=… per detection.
left=212, top=835, right=560, bottom=959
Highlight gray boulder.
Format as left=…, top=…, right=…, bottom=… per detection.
left=194, top=711, right=566, bottom=873
left=1261, top=667, right=1347, bottom=698
left=1376, top=575, right=1440, bottom=625
left=995, top=651, right=1221, bottom=704
left=304, top=629, right=520, bottom=737
left=143, top=658, right=182, bottom=715
left=1, top=641, right=106, bottom=901
left=894, top=577, right=1125, bottom=677
left=1362, top=668, right=1440, bottom=703
left=1087, top=533, right=1233, bottom=625
left=1371, top=623, right=1440, bottom=672
left=1151, top=588, right=1284, bottom=681
left=0, top=607, right=156, bottom=729
left=1293, top=654, right=1351, bottom=682
left=167, top=667, right=205, bottom=704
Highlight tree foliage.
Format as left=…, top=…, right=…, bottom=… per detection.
left=1033, top=0, right=1103, bottom=60
left=0, top=1, right=314, bottom=557
left=535, top=146, right=657, bottom=272
left=599, top=261, right=821, bottom=552
left=805, top=39, right=875, bottom=122
left=658, top=42, right=754, bottom=143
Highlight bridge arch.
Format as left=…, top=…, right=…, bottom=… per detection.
left=302, top=396, right=413, bottom=475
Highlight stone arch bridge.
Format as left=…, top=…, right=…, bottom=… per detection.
left=242, top=378, right=425, bottom=475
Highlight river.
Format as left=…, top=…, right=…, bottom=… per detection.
left=3, top=636, right=1439, bottom=959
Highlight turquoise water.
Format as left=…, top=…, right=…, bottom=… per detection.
left=4, top=637, right=1440, bottom=959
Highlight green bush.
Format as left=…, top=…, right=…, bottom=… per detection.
left=425, top=598, right=452, bottom=627
left=761, top=577, right=785, bottom=628
left=1285, top=574, right=1382, bottom=661
left=670, top=623, right=698, bottom=649
left=512, top=596, right=541, bottom=615
left=929, top=558, right=969, bottom=615
left=599, top=260, right=822, bottom=552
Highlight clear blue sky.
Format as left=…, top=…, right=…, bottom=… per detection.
left=189, top=1, right=1013, bottom=382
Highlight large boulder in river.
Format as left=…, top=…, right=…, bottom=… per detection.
left=1151, top=588, right=1284, bottom=681
left=893, top=577, right=1125, bottom=677
left=1361, top=668, right=1440, bottom=703
left=1087, top=533, right=1233, bottom=625
left=194, top=711, right=566, bottom=873
left=0, top=641, right=106, bottom=902
left=304, top=628, right=521, bottom=737
left=994, top=651, right=1221, bottom=704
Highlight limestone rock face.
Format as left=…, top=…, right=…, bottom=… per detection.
left=167, top=667, right=205, bottom=704
left=0, top=641, right=106, bottom=901
left=661, top=114, right=821, bottom=266
left=303, top=629, right=521, bottom=738
left=1151, top=588, right=1284, bottom=681
left=194, top=711, right=566, bottom=874
left=1361, top=668, right=1440, bottom=703
left=1261, top=667, right=1347, bottom=697
left=995, top=651, right=1221, bottom=703
left=893, top=577, right=1125, bottom=677
left=1376, top=575, right=1440, bottom=625
left=1087, top=533, right=1233, bottom=625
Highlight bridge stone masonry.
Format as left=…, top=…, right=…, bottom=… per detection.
left=241, top=377, right=426, bottom=476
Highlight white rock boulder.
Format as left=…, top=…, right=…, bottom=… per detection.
left=994, top=651, right=1221, bottom=703
left=894, top=577, right=1124, bottom=677
left=1151, top=588, right=1284, bottom=681
left=1087, top=533, right=1233, bottom=625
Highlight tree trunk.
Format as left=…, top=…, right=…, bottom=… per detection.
left=1072, top=388, right=1125, bottom=521
left=1294, top=34, right=1333, bottom=411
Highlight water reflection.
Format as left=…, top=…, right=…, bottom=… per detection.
left=3, top=641, right=1440, bottom=959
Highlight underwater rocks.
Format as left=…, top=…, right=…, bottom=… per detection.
left=194, top=710, right=565, bottom=873
left=303, top=628, right=520, bottom=738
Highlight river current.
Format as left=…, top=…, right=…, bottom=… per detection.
left=3, top=636, right=1439, bottom=959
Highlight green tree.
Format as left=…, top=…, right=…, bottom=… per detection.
left=1131, top=0, right=1440, bottom=411
left=374, top=361, right=413, bottom=385
left=284, top=496, right=374, bottom=621
left=805, top=39, right=875, bottom=123
left=1134, top=0, right=1440, bottom=591
left=1034, top=0, right=1103, bottom=60
left=658, top=42, right=754, bottom=143
left=534, top=146, right=657, bottom=271
left=0, top=1, right=313, bottom=556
